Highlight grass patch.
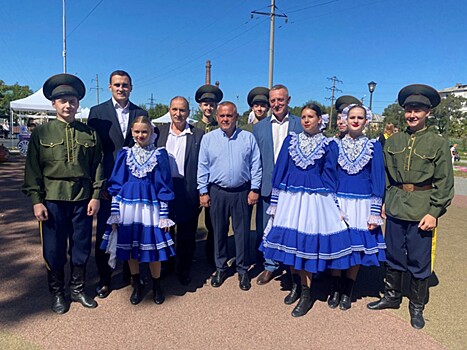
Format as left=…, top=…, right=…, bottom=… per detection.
left=454, top=170, right=467, bottom=178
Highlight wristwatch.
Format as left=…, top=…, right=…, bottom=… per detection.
left=251, top=189, right=260, bottom=194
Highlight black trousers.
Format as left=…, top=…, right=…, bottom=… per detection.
left=94, top=198, right=113, bottom=285
left=41, top=200, right=92, bottom=271
left=204, top=207, right=215, bottom=259
left=173, top=214, right=200, bottom=274
left=385, top=215, right=435, bottom=280
left=169, top=178, right=202, bottom=274
left=209, top=184, right=251, bottom=273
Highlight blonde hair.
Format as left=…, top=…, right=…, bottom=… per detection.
left=132, top=115, right=153, bottom=129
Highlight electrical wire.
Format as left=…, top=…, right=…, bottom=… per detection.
left=67, top=0, right=105, bottom=38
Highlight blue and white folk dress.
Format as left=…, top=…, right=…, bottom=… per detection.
left=336, top=135, right=386, bottom=266
left=101, top=144, right=176, bottom=264
left=260, top=132, right=353, bottom=273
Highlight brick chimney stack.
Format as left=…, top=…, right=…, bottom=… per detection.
left=205, top=60, right=211, bottom=85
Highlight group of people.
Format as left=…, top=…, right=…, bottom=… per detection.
left=22, top=71, right=454, bottom=331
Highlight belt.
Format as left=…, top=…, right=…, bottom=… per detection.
left=396, top=184, right=432, bottom=192
left=211, top=182, right=250, bottom=193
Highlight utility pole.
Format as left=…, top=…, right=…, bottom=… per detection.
left=148, top=93, right=156, bottom=109
left=251, top=0, right=287, bottom=89
left=90, top=74, right=101, bottom=105
left=325, top=76, right=343, bottom=130
left=62, top=0, right=67, bottom=73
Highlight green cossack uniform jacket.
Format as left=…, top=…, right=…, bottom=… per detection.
left=383, top=127, right=454, bottom=221
left=22, top=119, right=105, bottom=205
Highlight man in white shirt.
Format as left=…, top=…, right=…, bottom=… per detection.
left=156, top=96, right=204, bottom=285
left=88, top=70, right=148, bottom=298
left=253, top=84, right=302, bottom=288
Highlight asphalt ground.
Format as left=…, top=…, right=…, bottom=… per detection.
left=0, top=156, right=465, bottom=350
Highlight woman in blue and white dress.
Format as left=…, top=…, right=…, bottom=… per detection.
left=260, top=103, right=352, bottom=317
left=327, top=104, right=386, bottom=310
left=101, top=116, right=175, bottom=305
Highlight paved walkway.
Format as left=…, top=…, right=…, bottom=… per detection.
left=0, top=157, right=465, bottom=350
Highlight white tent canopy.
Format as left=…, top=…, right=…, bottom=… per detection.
left=10, top=88, right=55, bottom=113
left=9, top=89, right=89, bottom=126
left=152, top=111, right=195, bottom=124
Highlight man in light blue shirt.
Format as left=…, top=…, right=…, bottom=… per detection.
left=198, top=101, right=262, bottom=291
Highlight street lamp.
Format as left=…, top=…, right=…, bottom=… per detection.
left=368, top=81, right=377, bottom=111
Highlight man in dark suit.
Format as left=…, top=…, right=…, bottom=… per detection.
left=88, top=70, right=148, bottom=298
left=253, top=84, right=302, bottom=286
left=156, top=96, right=204, bottom=285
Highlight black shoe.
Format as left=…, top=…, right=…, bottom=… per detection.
left=327, top=291, right=340, bottom=309
left=368, top=268, right=403, bottom=310
left=339, top=278, right=354, bottom=310
left=238, top=273, right=251, bottom=291
left=339, top=294, right=351, bottom=310
left=211, top=270, right=227, bottom=288
left=409, top=307, right=425, bottom=329
left=71, top=292, right=98, bottom=308
left=408, top=277, right=429, bottom=329
left=284, top=273, right=301, bottom=305
left=367, top=297, right=401, bottom=310
left=95, top=285, right=111, bottom=299
left=130, top=274, right=143, bottom=305
left=291, top=285, right=312, bottom=317
left=152, top=278, right=165, bottom=305
left=51, top=294, right=69, bottom=314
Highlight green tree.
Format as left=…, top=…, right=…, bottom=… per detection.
left=430, top=95, right=467, bottom=137
left=0, top=80, right=33, bottom=117
left=139, top=103, right=169, bottom=121
left=381, top=103, right=405, bottom=130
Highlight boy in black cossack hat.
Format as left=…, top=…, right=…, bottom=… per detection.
left=23, top=74, right=104, bottom=314
left=367, top=84, right=454, bottom=330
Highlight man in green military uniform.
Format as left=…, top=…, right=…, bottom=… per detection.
left=247, top=86, right=270, bottom=125
left=22, top=73, right=104, bottom=314
left=367, top=84, right=454, bottom=329
left=194, top=84, right=223, bottom=133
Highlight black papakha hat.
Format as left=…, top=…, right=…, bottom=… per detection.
left=247, top=86, right=270, bottom=107
left=195, top=84, right=223, bottom=103
left=335, top=95, right=361, bottom=113
left=43, top=73, right=86, bottom=101
left=398, top=84, right=440, bottom=109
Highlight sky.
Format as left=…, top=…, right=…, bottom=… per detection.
left=1, top=0, right=466, bottom=115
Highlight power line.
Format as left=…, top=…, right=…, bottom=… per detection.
left=90, top=74, right=102, bottom=105
left=137, top=18, right=269, bottom=88
left=67, top=0, right=105, bottom=38
left=325, top=76, right=343, bottom=130
left=286, top=0, right=339, bottom=14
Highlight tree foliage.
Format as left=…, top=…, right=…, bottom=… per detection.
left=0, top=80, right=33, bottom=117
left=139, top=103, right=169, bottom=120
left=381, top=103, right=405, bottom=130
left=430, top=95, right=467, bottom=137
